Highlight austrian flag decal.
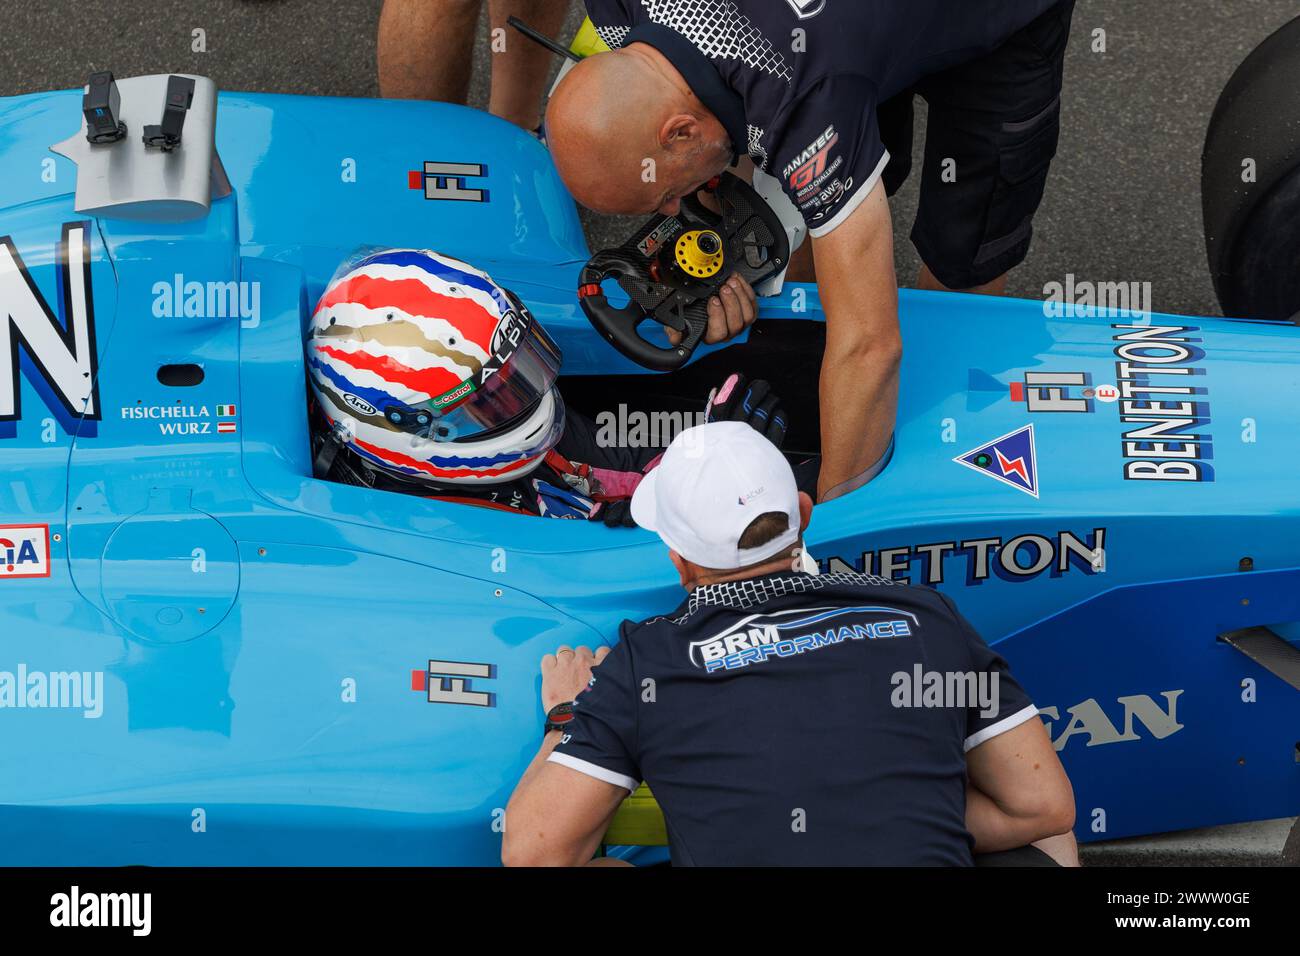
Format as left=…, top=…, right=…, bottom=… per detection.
left=217, top=403, right=237, bottom=434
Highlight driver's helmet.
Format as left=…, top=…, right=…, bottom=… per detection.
left=307, top=248, right=565, bottom=487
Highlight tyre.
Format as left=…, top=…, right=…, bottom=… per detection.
left=1201, top=15, right=1300, bottom=322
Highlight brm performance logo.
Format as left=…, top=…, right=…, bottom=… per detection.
left=411, top=659, right=496, bottom=707
left=408, top=161, right=489, bottom=203
left=688, top=605, right=916, bottom=673
left=0, top=222, right=100, bottom=440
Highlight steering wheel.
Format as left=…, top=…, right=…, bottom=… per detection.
left=577, top=172, right=791, bottom=371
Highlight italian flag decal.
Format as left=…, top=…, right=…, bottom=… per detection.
left=217, top=404, right=237, bottom=416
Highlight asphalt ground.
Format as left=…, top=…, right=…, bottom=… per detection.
left=4, top=0, right=1299, bottom=315
left=1, top=0, right=1296, bottom=864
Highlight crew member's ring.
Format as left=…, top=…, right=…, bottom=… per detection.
left=556, top=646, right=574, bottom=656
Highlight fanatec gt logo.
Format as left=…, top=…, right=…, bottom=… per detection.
left=783, top=125, right=839, bottom=190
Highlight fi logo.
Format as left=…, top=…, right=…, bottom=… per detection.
left=0, top=524, right=50, bottom=579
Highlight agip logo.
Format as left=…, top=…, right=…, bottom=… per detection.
left=0, top=525, right=51, bottom=579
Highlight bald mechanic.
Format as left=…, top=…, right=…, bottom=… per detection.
left=546, top=1, right=1075, bottom=500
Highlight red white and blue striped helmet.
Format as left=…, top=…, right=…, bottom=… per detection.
left=307, top=249, right=565, bottom=487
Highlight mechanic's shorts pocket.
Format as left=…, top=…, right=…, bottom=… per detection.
left=997, top=96, right=1061, bottom=186
left=973, top=100, right=1061, bottom=265
left=1024, top=0, right=1076, bottom=62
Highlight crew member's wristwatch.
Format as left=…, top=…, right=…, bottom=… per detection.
left=544, top=701, right=576, bottom=736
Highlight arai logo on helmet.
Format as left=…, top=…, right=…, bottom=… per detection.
left=342, top=393, right=377, bottom=416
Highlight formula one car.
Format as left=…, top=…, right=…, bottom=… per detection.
left=0, top=19, right=1298, bottom=864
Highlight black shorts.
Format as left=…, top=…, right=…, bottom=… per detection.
left=973, top=844, right=1062, bottom=867
left=879, top=0, right=1075, bottom=289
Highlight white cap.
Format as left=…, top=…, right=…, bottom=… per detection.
left=631, top=421, right=801, bottom=570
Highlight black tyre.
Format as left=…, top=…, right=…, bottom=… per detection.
left=1202, top=15, right=1300, bottom=322
left=1285, top=816, right=1300, bottom=866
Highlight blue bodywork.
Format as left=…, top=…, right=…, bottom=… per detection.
left=0, top=89, right=1296, bottom=864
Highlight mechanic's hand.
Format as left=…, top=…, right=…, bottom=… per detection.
left=664, top=273, right=757, bottom=347
left=592, top=498, right=637, bottom=528
left=541, top=645, right=611, bottom=714
left=706, top=373, right=788, bottom=448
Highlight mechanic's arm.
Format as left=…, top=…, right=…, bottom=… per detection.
left=503, top=735, right=628, bottom=866
left=809, top=179, right=901, bottom=501
left=502, top=645, right=627, bottom=866
left=964, top=716, right=1076, bottom=853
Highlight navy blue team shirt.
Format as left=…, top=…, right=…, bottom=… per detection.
left=584, top=0, right=1062, bottom=236
left=550, top=570, right=1039, bottom=865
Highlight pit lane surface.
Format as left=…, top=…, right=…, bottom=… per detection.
left=1, top=0, right=1295, bottom=865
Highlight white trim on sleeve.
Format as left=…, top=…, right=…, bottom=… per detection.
left=547, top=752, right=640, bottom=793
left=963, top=703, right=1041, bottom=753
left=807, top=150, right=891, bottom=238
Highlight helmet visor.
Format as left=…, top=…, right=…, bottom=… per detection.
left=380, top=297, right=563, bottom=442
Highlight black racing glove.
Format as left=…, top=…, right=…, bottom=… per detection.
left=590, top=374, right=788, bottom=529
left=596, top=497, right=638, bottom=528
left=705, top=373, right=788, bottom=448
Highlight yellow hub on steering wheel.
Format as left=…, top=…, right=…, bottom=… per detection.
left=674, top=230, right=725, bottom=279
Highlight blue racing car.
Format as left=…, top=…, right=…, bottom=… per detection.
left=0, top=21, right=1298, bottom=864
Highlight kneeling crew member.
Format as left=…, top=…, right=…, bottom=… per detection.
left=504, top=421, right=1075, bottom=865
